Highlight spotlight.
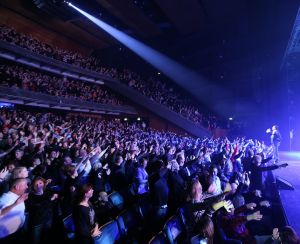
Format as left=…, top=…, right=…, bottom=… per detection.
left=124, top=118, right=128, bottom=121
left=157, top=72, right=161, bottom=75
left=137, top=117, right=141, bottom=121
left=63, top=0, right=71, bottom=6
left=229, top=117, right=233, bottom=121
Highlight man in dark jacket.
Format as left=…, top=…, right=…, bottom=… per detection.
left=266, top=125, right=281, bottom=164
left=249, top=155, right=287, bottom=191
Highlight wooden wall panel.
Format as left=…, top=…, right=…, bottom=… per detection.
left=0, top=7, right=90, bottom=54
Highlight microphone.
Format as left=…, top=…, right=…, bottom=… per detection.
left=279, top=163, right=288, bottom=168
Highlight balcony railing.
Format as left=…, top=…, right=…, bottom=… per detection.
left=0, top=86, right=136, bottom=115
left=0, top=41, right=211, bottom=137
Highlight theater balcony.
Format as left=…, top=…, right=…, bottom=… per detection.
left=0, top=41, right=211, bottom=137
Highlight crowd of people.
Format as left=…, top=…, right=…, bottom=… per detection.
left=0, top=108, right=297, bottom=244
left=0, top=25, right=114, bottom=75
left=118, top=69, right=218, bottom=129
left=0, top=63, right=124, bottom=106
left=0, top=24, right=218, bottom=130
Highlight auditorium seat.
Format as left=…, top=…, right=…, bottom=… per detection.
left=62, top=214, right=75, bottom=240
left=163, top=215, right=185, bottom=244
left=108, top=191, right=124, bottom=211
left=148, top=231, right=168, bottom=244
left=116, top=208, right=141, bottom=242
left=190, top=234, right=207, bottom=244
left=97, top=220, right=121, bottom=243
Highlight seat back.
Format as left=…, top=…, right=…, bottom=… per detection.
left=190, top=234, right=208, bottom=244
left=148, top=231, right=168, bottom=244
left=215, top=213, right=242, bottom=244
left=163, top=215, right=184, bottom=244
left=97, top=220, right=121, bottom=243
left=108, top=191, right=124, bottom=210
left=62, top=214, right=75, bottom=240
left=116, top=208, right=140, bottom=236
left=178, top=208, right=187, bottom=227
left=218, top=228, right=242, bottom=244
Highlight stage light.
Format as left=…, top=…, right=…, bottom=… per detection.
left=64, top=1, right=72, bottom=6
left=137, top=117, right=141, bottom=121
left=124, top=118, right=128, bottom=121
left=229, top=117, right=233, bottom=121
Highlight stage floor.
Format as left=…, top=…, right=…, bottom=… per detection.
left=274, top=151, right=300, bottom=235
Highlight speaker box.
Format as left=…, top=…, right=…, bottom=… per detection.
left=276, top=176, right=294, bottom=190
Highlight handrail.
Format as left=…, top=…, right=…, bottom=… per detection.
left=0, top=86, right=136, bottom=114
left=0, top=40, right=118, bottom=83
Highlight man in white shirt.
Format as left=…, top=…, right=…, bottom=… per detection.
left=0, top=178, right=28, bottom=242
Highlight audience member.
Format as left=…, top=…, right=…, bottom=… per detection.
left=0, top=178, right=29, bottom=243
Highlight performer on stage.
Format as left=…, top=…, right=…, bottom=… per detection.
left=266, top=125, right=281, bottom=164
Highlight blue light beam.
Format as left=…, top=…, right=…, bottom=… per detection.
left=69, top=3, right=227, bottom=109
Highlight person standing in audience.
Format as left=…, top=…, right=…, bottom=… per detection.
left=0, top=178, right=29, bottom=243
left=0, top=166, right=28, bottom=197
left=61, top=164, right=84, bottom=216
left=217, top=154, right=233, bottom=188
left=73, top=184, right=101, bottom=244
left=205, top=164, right=222, bottom=196
left=249, top=154, right=287, bottom=191
left=89, top=162, right=111, bottom=198
left=110, top=154, right=128, bottom=196
left=26, top=176, right=58, bottom=244
left=167, top=159, right=185, bottom=212
left=134, top=157, right=149, bottom=203
left=149, top=160, right=169, bottom=230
